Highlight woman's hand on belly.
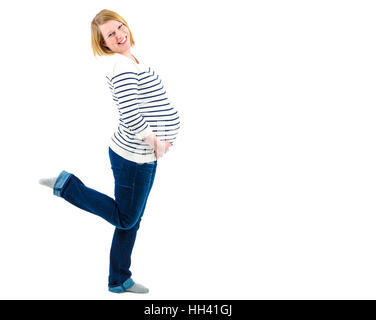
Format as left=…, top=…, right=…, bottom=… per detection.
left=143, top=133, right=172, bottom=159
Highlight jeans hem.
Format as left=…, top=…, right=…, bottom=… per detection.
left=53, top=170, right=73, bottom=197
left=108, top=278, right=135, bottom=293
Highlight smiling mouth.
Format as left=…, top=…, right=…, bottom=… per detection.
left=118, top=35, right=127, bottom=45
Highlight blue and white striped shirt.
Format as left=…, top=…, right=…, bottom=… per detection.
left=105, top=54, right=180, bottom=163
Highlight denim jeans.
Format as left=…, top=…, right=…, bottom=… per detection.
left=53, top=147, right=157, bottom=290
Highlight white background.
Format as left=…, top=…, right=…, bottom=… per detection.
left=0, top=0, right=375, bottom=299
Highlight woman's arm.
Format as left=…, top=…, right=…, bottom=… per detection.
left=112, top=60, right=153, bottom=141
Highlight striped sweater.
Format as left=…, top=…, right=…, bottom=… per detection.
left=105, top=54, right=180, bottom=163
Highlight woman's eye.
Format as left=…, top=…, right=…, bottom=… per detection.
left=118, top=24, right=123, bottom=29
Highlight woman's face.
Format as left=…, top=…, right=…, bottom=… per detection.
left=99, top=20, right=131, bottom=54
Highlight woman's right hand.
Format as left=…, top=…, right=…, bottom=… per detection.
left=143, top=133, right=172, bottom=159
left=155, top=140, right=171, bottom=159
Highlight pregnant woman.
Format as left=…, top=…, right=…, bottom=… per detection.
left=39, top=9, right=180, bottom=294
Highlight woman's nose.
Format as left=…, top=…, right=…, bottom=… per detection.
left=115, top=31, right=122, bottom=40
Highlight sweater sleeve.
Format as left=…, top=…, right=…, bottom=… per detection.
left=111, top=60, right=153, bottom=140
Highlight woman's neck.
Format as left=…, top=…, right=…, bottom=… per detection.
left=118, top=51, right=139, bottom=64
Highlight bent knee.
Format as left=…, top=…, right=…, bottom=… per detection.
left=117, top=215, right=140, bottom=230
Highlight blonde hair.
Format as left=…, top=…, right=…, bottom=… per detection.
left=91, top=9, right=135, bottom=56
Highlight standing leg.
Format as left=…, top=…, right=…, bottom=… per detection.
left=108, top=215, right=141, bottom=287
left=108, top=157, right=157, bottom=292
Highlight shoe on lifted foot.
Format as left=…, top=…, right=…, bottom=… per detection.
left=38, top=176, right=58, bottom=189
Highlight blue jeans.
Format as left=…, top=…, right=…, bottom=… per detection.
left=53, top=147, right=157, bottom=290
